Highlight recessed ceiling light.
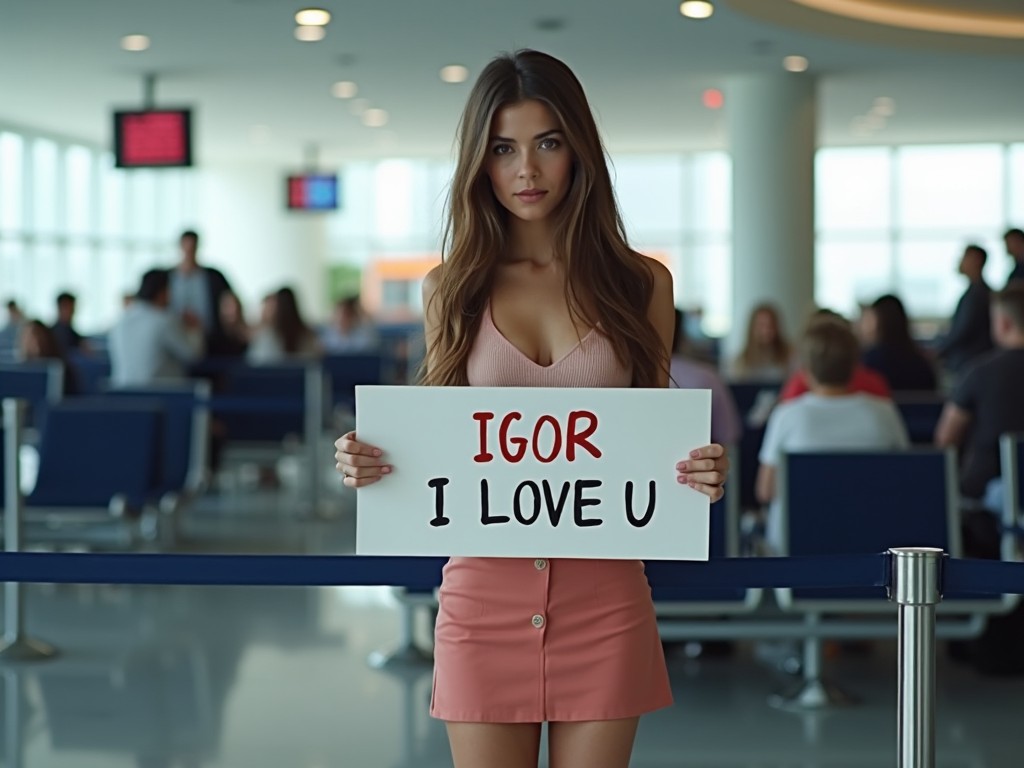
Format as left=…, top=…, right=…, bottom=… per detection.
left=295, top=8, right=330, bottom=26
left=680, top=1, right=714, bottom=19
left=294, top=25, right=326, bottom=42
left=331, top=81, right=358, bottom=99
left=782, top=55, right=809, bottom=72
left=362, top=108, right=389, bottom=128
left=121, top=34, right=150, bottom=52
left=440, top=65, right=469, bottom=84
left=702, top=88, right=724, bottom=109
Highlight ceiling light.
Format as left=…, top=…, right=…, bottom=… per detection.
left=294, top=25, right=326, bottom=42
left=362, top=109, right=389, bottom=128
left=121, top=34, right=150, bottom=52
left=871, top=96, right=896, bottom=116
left=331, top=81, right=358, bottom=99
left=782, top=55, right=809, bottom=72
left=440, top=65, right=469, bottom=84
left=790, top=0, right=1024, bottom=40
left=702, top=88, right=724, bottom=110
left=679, top=1, right=714, bottom=19
left=295, top=8, right=331, bottom=26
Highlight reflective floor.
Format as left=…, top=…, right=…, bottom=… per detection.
left=2, top=482, right=1024, bottom=767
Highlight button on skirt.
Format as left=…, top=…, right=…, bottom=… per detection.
left=430, top=557, right=673, bottom=723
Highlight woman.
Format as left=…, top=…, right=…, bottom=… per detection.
left=860, top=294, right=937, bottom=392
left=334, top=50, right=728, bottom=768
left=730, top=302, right=794, bottom=382
left=246, top=287, right=319, bottom=364
left=20, top=319, right=79, bottom=395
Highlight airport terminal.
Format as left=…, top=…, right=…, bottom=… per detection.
left=2, top=1, right=1024, bottom=766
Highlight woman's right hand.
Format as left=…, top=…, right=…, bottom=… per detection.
left=334, top=431, right=392, bottom=488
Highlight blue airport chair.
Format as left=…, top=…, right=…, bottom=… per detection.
left=0, top=361, right=64, bottom=427
left=210, top=363, right=308, bottom=443
left=20, top=399, right=165, bottom=547
left=773, top=448, right=1013, bottom=708
left=322, top=353, right=384, bottom=414
left=893, top=393, right=945, bottom=445
left=68, top=352, right=112, bottom=396
left=728, top=381, right=779, bottom=511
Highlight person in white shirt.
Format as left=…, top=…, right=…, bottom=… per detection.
left=756, top=317, right=909, bottom=552
left=109, top=269, right=204, bottom=386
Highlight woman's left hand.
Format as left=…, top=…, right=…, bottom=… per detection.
left=676, top=444, right=729, bottom=503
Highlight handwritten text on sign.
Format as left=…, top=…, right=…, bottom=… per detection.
left=354, top=386, right=711, bottom=560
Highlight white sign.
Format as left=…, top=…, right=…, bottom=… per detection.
left=354, top=386, right=711, bottom=560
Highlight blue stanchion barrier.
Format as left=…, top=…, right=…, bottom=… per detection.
left=2, top=551, right=1023, bottom=595
left=0, top=552, right=890, bottom=590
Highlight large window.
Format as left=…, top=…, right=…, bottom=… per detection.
left=0, top=125, right=195, bottom=333
left=816, top=143, right=1018, bottom=320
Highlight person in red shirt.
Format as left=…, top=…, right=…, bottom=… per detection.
left=778, top=309, right=892, bottom=402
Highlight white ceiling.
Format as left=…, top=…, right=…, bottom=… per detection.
left=1, top=0, right=1023, bottom=166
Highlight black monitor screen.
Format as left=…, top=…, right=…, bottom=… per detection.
left=113, top=109, right=193, bottom=168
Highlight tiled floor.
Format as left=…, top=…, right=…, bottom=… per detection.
left=2, top=483, right=1023, bottom=767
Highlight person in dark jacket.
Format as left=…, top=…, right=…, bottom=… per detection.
left=937, top=244, right=992, bottom=382
left=169, top=230, right=235, bottom=355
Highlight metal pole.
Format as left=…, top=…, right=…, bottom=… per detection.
left=1, top=398, right=58, bottom=662
left=890, top=546, right=943, bottom=768
left=304, top=364, right=324, bottom=516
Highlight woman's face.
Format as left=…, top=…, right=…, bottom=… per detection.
left=753, top=310, right=778, bottom=346
left=484, top=99, right=574, bottom=224
left=858, top=307, right=878, bottom=345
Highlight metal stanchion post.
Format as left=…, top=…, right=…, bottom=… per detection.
left=1, top=398, right=58, bottom=662
left=304, top=364, right=324, bottom=516
left=890, top=546, right=943, bottom=768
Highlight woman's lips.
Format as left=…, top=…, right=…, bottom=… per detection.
left=515, top=190, right=547, bottom=202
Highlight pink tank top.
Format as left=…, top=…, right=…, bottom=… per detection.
left=466, top=303, right=631, bottom=388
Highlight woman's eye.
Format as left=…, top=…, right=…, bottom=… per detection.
left=540, top=138, right=560, bottom=150
left=492, top=144, right=513, bottom=155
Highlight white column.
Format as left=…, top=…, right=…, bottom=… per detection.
left=198, top=163, right=330, bottom=323
left=725, top=73, right=817, bottom=358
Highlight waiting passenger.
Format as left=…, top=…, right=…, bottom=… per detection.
left=1004, top=228, right=1024, bottom=288
left=778, top=310, right=891, bottom=401
left=19, top=319, right=79, bottom=395
left=247, top=287, right=321, bottom=364
left=321, top=295, right=379, bottom=353
left=757, top=320, right=909, bottom=552
left=169, top=229, right=236, bottom=353
left=207, top=290, right=250, bottom=357
left=936, top=244, right=992, bottom=383
left=729, top=302, right=794, bottom=382
left=670, top=308, right=741, bottom=446
left=50, top=291, right=90, bottom=356
left=0, top=299, right=26, bottom=358
left=859, top=294, right=937, bottom=392
left=108, top=269, right=204, bottom=386
left=935, top=285, right=1024, bottom=513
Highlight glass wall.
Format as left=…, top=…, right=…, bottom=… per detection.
left=3, top=122, right=1022, bottom=339
left=0, top=126, right=196, bottom=334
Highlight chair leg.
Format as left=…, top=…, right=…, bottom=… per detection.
left=768, top=616, right=859, bottom=710
left=367, top=591, right=434, bottom=669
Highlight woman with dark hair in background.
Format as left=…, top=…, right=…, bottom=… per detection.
left=20, top=319, right=79, bottom=395
left=860, top=294, right=937, bottom=392
left=247, top=286, right=320, bottom=364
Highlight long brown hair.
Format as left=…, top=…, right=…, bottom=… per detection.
left=738, top=302, right=791, bottom=372
left=421, top=50, right=665, bottom=387
left=273, top=287, right=312, bottom=354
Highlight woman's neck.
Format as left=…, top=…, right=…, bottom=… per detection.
left=504, top=218, right=558, bottom=266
